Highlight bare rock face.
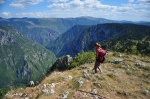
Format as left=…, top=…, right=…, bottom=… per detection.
left=50, top=55, right=72, bottom=71
left=0, top=27, right=17, bottom=45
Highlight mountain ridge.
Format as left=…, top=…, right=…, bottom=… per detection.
left=1, top=17, right=149, bottom=46
left=47, top=23, right=150, bottom=57
left=0, top=17, right=116, bottom=45
left=46, top=25, right=90, bottom=57
left=0, top=26, right=56, bottom=93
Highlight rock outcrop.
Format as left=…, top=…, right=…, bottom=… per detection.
left=50, top=55, right=72, bottom=71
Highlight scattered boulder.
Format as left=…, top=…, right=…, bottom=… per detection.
left=83, top=70, right=91, bottom=80
left=30, top=81, right=35, bottom=87
left=91, top=89, right=98, bottom=94
left=135, top=62, right=145, bottom=67
left=62, top=91, right=69, bottom=99
left=42, top=89, right=55, bottom=95
left=142, top=90, right=149, bottom=95
left=78, top=77, right=84, bottom=87
left=111, top=59, right=123, bottom=64
left=42, top=89, right=49, bottom=95
left=65, top=75, right=73, bottom=80
left=49, top=89, right=55, bottom=94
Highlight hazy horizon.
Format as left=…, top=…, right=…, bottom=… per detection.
left=0, top=0, right=150, bottom=21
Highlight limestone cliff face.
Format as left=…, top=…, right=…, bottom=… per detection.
left=50, top=55, right=72, bottom=71
left=51, top=24, right=120, bottom=57
left=0, top=26, right=56, bottom=91
left=0, top=27, right=19, bottom=45
left=49, top=23, right=150, bottom=57
left=46, top=25, right=90, bottom=57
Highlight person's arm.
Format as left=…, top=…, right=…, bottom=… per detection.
left=96, top=49, right=99, bottom=59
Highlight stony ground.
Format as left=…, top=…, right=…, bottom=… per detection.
left=4, top=52, right=150, bottom=99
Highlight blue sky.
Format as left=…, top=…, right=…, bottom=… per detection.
left=0, top=0, right=150, bottom=21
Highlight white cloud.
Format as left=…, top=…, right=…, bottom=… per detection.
left=48, top=0, right=83, bottom=9
left=2, top=12, right=11, bottom=16
left=138, top=0, right=150, bottom=2
left=137, top=0, right=150, bottom=5
left=10, top=3, right=25, bottom=8
left=48, top=0, right=109, bottom=9
left=48, top=0, right=69, bottom=3
left=10, top=0, right=44, bottom=8
left=128, top=0, right=134, bottom=2
left=46, top=0, right=150, bottom=21
left=2, top=0, right=149, bottom=21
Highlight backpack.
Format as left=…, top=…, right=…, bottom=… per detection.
left=98, top=49, right=106, bottom=63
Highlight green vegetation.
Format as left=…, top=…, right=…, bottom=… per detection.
left=0, top=89, right=4, bottom=99
left=69, top=51, right=95, bottom=69
left=51, top=51, right=95, bottom=71
left=0, top=26, right=56, bottom=93
left=101, top=24, right=150, bottom=55
left=107, top=73, right=116, bottom=79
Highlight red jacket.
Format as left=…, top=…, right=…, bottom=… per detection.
left=96, top=48, right=106, bottom=62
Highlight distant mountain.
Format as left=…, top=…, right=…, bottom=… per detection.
left=48, top=23, right=150, bottom=57
left=135, top=22, right=150, bottom=26
left=0, top=17, right=116, bottom=45
left=0, top=26, right=56, bottom=92
left=46, top=25, right=90, bottom=56
left=0, top=18, right=60, bottom=45
left=0, top=17, right=149, bottom=46
left=102, top=24, right=150, bottom=55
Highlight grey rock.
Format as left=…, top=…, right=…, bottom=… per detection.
left=51, top=55, right=72, bottom=71
left=49, top=89, right=55, bottom=94
left=142, top=90, right=149, bottom=95
left=65, top=75, right=73, bottom=80
left=83, top=70, right=91, bottom=80
left=78, top=77, right=84, bottom=87
left=91, top=89, right=98, bottom=94
left=42, top=89, right=55, bottom=95
left=62, top=91, right=69, bottom=99
left=42, top=89, right=49, bottom=95
left=111, top=59, right=123, bottom=64
left=29, top=81, right=34, bottom=87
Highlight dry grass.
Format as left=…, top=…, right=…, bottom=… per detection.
left=4, top=52, right=150, bottom=99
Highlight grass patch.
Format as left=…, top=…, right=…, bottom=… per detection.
left=117, top=91, right=131, bottom=97
left=93, top=82, right=106, bottom=89
left=107, top=73, right=116, bottom=79
left=139, top=66, right=150, bottom=71
left=68, top=78, right=80, bottom=90
left=126, top=69, right=132, bottom=75
left=45, top=76, right=65, bottom=84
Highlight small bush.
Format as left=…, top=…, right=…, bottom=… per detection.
left=69, top=51, right=95, bottom=69
left=0, top=89, right=4, bottom=99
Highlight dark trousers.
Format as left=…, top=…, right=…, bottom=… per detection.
left=93, top=60, right=101, bottom=73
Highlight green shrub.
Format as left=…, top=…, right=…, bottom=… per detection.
left=0, top=89, right=4, bottom=99
left=69, top=51, right=95, bottom=69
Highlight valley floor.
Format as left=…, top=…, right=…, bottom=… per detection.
left=4, top=52, right=150, bottom=99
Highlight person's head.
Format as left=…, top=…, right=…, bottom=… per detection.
left=94, top=43, right=101, bottom=48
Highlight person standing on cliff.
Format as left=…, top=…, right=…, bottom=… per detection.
left=93, top=43, right=103, bottom=73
